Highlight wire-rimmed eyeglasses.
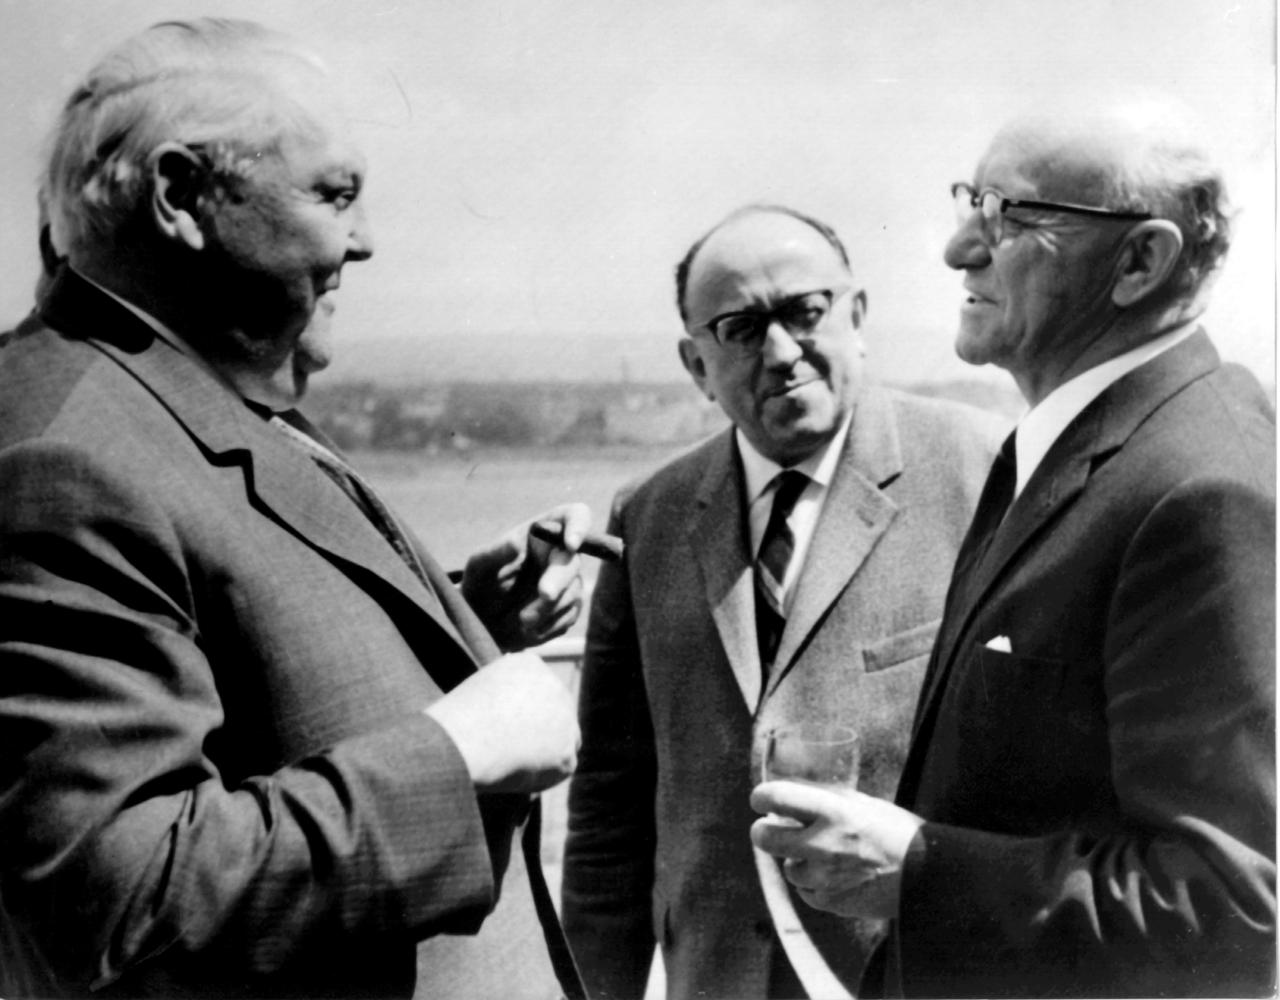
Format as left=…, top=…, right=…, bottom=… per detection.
left=699, top=287, right=851, bottom=353
left=951, top=182, right=1153, bottom=245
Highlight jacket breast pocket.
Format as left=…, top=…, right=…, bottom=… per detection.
left=861, top=618, right=939, bottom=673
left=952, top=645, right=1109, bottom=811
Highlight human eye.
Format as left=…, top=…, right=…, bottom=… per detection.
left=783, top=293, right=830, bottom=331
left=998, top=210, right=1037, bottom=235
left=318, top=172, right=362, bottom=210
left=714, top=314, right=760, bottom=346
left=328, top=186, right=359, bottom=210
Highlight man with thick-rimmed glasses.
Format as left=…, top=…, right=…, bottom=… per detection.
left=753, top=100, right=1276, bottom=997
left=563, top=204, right=1002, bottom=1000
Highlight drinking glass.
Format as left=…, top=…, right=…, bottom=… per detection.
left=762, top=722, right=860, bottom=789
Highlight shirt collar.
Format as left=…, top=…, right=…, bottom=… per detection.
left=737, top=408, right=854, bottom=505
left=1014, top=322, right=1197, bottom=496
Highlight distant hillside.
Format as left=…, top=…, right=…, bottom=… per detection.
left=306, top=375, right=1023, bottom=452
left=325, top=330, right=687, bottom=385
left=321, top=326, right=1000, bottom=387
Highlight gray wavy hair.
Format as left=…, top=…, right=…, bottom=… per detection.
left=42, top=18, right=327, bottom=256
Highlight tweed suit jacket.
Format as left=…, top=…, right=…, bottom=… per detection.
left=886, top=331, right=1276, bottom=997
left=562, top=387, right=1001, bottom=1000
left=0, top=270, right=568, bottom=999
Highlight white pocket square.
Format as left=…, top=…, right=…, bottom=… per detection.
left=984, top=634, right=1012, bottom=653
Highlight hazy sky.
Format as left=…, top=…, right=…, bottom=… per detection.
left=0, top=0, right=1273, bottom=386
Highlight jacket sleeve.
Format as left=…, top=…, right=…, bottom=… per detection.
left=561, top=493, right=660, bottom=1000
left=896, top=473, right=1277, bottom=997
left=0, top=443, right=497, bottom=995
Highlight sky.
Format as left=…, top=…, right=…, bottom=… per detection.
left=0, top=0, right=1273, bottom=387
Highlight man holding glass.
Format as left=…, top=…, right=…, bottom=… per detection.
left=562, top=204, right=1001, bottom=999
left=752, top=99, right=1276, bottom=997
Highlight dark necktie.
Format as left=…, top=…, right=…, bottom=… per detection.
left=268, top=409, right=433, bottom=591
left=955, top=431, right=1018, bottom=571
left=755, top=469, right=810, bottom=671
left=265, top=408, right=588, bottom=999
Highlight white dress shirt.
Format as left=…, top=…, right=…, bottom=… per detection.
left=1014, top=324, right=1197, bottom=497
left=739, top=412, right=860, bottom=1000
left=737, top=410, right=854, bottom=615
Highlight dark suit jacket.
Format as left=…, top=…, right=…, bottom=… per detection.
left=0, top=271, right=565, bottom=999
left=888, top=331, right=1276, bottom=997
left=562, top=388, right=1001, bottom=1000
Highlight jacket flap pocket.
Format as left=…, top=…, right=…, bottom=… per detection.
left=862, top=618, right=940, bottom=673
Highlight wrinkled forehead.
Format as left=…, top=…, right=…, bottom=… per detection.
left=975, top=117, right=1127, bottom=205
left=687, top=212, right=850, bottom=315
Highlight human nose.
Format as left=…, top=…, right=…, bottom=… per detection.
left=943, top=210, right=989, bottom=271
left=759, top=319, right=804, bottom=368
left=346, top=202, right=374, bottom=261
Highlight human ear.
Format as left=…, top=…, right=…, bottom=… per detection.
left=849, top=289, right=868, bottom=329
left=678, top=337, right=715, bottom=401
left=148, top=142, right=208, bottom=250
left=1112, top=220, right=1183, bottom=307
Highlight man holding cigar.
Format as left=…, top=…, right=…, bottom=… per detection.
left=562, top=204, right=1001, bottom=999
left=0, top=19, right=590, bottom=999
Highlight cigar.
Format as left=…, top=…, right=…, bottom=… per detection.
left=531, top=520, right=624, bottom=563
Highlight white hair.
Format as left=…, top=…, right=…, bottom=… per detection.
left=1004, top=93, right=1233, bottom=304
left=43, top=18, right=330, bottom=256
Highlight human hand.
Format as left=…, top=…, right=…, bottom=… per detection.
left=750, top=781, right=924, bottom=920
left=424, top=651, right=579, bottom=794
left=460, top=503, right=590, bottom=651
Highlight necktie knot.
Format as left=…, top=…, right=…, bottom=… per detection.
left=955, top=430, right=1018, bottom=571
left=769, top=469, right=811, bottom=523
left=993, top=430, right=1018, bottom=513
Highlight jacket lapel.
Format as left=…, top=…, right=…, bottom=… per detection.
left=687, top=433, right=764, bottom=710
left=909, top=331, right=1222, bottom=755
left=42, top=271, right=476, bottom=661
left=765, top=389, right=902, bottom=699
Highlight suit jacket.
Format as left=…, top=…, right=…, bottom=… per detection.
left=0, top=270, right=567, bottom=999
left=887, top=331, right=1276, bottom=997
left=562, top=387, right=1002, bottom=1000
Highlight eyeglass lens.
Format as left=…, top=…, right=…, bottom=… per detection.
left=712, top=291, right=833, bottom=348
left=952, top=185, right=1002, bottom=243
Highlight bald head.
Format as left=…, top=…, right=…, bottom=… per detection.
left=675, top=205, right=850, bottom=322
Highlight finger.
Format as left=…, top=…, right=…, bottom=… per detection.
left=750, top=814, right=808, bottom=856
left=783, top=855, right=807, bottom=876
left=750, top=780, right=846, bottom=824
left=522, top=597, right=581, bottom=642
left=555, top=502, right=592, bottom=551
left=520, top=574, right=582, bottom=626
left=783, top=856, right=822, bottom=890
left=544, top=593, right=582, bottom=632
left=535, top=557, right=582, bottom=603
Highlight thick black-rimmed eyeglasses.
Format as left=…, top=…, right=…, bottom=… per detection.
left=700, top=288, right=849, bottom=352
left=951, top=181, right=1153, bottom=245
